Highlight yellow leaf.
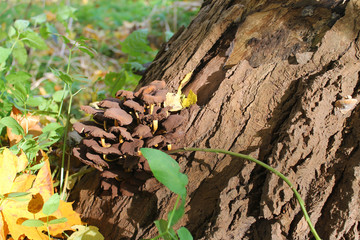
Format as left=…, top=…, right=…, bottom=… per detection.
left=164, top=92, right=183, bottom=112
left=0, top=149, right=83, bottom=239
left=177, top=71, right=193, bottom=95
left=181, top=90, right=197, bottom=108
left=30, top=152, right=53, bottom=200
left=69, top=225, right=104, bottom=240
left=0, top=148, right=19, bottom=194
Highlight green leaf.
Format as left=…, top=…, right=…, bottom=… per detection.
left=12, top=41, right=27, bottom=66
left=168, top=197, right=185, bottom=227
left=0, top=116, right=24, bottom=136
left=8, top=26, right=16, bottom=38
left=58, top=71, right=73, bottom=85
left=31, top=13, right=47, bottom=24
left=177, top=227, right=193, bottom=240
left=104, top=71, right=126, bottom=97
left=53, top=90, right=68, bottom=102
left=0, top=47, right=12, bottom=64
left=42, top=193, right=60, bottom=215
left=22, top=31, right=48, bottom=50
left=121, top=29, right=152, bottom=57
left=27, top=96, right=45, bottom=107
left=48, top=217, right=68, bottom=225
left=22, top=219, right=44, bottom=227
left=141, top=148, right=188, bottom=196
left=78, top=46, right=95, bottom=58
left=42, top=122, right=63, bottom=132
left=155, top=219, right=173, bottom=240
left=57, top=5, right=77, bottom=21
left=27, top=161, right=45, bottom=171
left=6, top=71, right=31, bottom=83
left=68, top=225, right=105, bottom=240
left=7, top=192, right=30, bottom=198
left=14, top=20, right=30, bottom=32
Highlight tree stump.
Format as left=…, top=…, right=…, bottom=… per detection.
left=71, top=0, right=360, bottom=239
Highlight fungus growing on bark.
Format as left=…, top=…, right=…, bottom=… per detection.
left=72, top=80, right=192, bottom=197
left=104, top=108, right=133, bottom=126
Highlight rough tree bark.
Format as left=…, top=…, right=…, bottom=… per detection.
left=71, top=0, right=360, bottom=239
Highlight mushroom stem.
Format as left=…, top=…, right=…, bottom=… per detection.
left=138, top=150, right=142, bottom=156
left=119, top=136, right=124, bottom=144
left=103, top=154, right=117, bottom=162
left=114, top=119, right=119, bottom=127
left=150, top=104, right=154, bottom=115
left=101, top=137, right=111, bottom=148
left=152, top=120, right=158, bottom=133
left=167, top=144, right=172, bottom=151
left=103, top=121, right=107, bottom=131
left=135, top=112, right=140, bottom=124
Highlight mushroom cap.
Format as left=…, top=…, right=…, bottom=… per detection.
left=149, top=80, right=166, bottom=89
left=162, top=114, right=185, bottom=132
left=86, top=152, right=110, bottom=168
left=98, top=98, right=122, bottom=109
left=132, top=124, right=152, bottom=139
left=134, top=85, right=156, bottom=98
left=116, top=90, right=135, bottom=99
left=73, top=147, right=102, bottom=171
left=73, top=122, right=116, bottom=140
left=146, top=135, right=165, bottom=147
left=124, top=100, right=145, bottom=113
left=104, top=108, right=133, bottom=126
left=82, top=139, right=122, bottom=155
left=142, top=90, right=167, bottom=105
left=109, top=126, right=133, bottom=141
left=81, top=105, right=104, bottom=115
left=121, top=139, right=144, bottom=156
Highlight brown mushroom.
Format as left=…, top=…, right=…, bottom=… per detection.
left=123, top=100, right=145, bottom=113
left=86, top=152, right=110, bottom=168
left=116, top=90, right=135, bottom=99
left=162, top=114, right=185, bottom=132
left=149, top=80, right=166, bottom=89
left=121, top=139, right=144, bottom=156
left=98, top=98, right=122, bottom=109
left=82, top=139, right=122, bottom=155
left=134, top=85, right=156, bottom=98
left=80, top=105, right=104, bottom=115
left=132, top=124, right=152, bottom=139
left=73, top=146, right=104, bottom=171
left=146, top=135, right=165, bottom=148
left=73, top=122, right=116, bottom=141
left=109, top=126, right=133, bottom=141
left=104, top=108, right=133, bottom=126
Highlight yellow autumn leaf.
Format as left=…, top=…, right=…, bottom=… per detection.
left=164, top=92, right=183, bottom=112
left=0, top=149, right=82, bottom=240
left=181, top=90, right=197, bottom=108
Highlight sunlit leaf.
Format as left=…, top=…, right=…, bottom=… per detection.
left=181, top=90, right=197, bottom=108
left=22, top=31, right=48, bottom=50
left=48, top=217, right=67, bottom=225
left=12, top=41, right=27, bottom=66
left=14, top=20, right=29, bottom=32
left=0, top=116, right=25, bottom=136
left=42, top=193, right=60, bottom=215
left=22, top=219, right=44, bottom=227
left=141, top=148, right=188, bottom=196
left=69, top=225, right=105, bottom=240
left=178, top=227, right=193, bottom=240
left=0, top=47, right=11, bottom=64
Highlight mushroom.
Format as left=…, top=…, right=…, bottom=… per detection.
left=149, top=80, right=166, bottom=89
left=98, top=98, right=122, bottom=109
left=116, top=90, right=135, bottom=99
left=73, top=146, right=105, bottom=171
left=73, top=122, right=116, bottom=144
left=162, top=114, right=185, bottom=132
left=121, top=139, right=144, bottom=156
left=146, top=135, right=165, bottom=148
left=104, top=108, right=133, bottom=126
left=80, top=105, right=104, bottom=115
left=124, top=100, right=145, bottom=113
left=109, top=126, right=134, bottom=142
left=82, top=139, right=122, bottom=155
left=134, top=85, right=156, bottom=98
left=132, top=124, right=152, bottom=139
left=86, top=152, right=110, bottom=168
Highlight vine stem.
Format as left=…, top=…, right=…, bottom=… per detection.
left=171, top=147, right=322, bottom=240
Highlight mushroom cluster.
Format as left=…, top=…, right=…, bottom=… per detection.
left=72, top=81, right=186, bottom=197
